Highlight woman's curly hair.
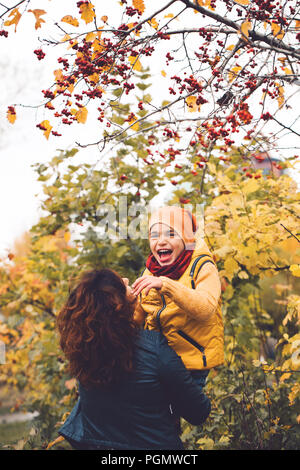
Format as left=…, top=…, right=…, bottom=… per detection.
left=57, top=269, right=139, bottom=389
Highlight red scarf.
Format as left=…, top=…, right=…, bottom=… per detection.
left=146, top=249, right=193, bottom=280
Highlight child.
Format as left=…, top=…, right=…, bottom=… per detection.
left=132, top=205, right=224, bottom=392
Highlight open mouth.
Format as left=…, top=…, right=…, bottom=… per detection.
left=157, top=249, right=173, bottom=263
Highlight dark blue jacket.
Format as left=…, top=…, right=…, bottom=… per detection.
left=59, top=330, right=211, bottom=450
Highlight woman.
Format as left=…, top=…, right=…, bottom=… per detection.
left=57, top=268, right=211, bottom=450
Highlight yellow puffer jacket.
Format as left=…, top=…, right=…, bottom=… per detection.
left=140, top=242, right=224, bottom=370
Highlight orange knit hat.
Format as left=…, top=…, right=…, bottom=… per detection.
left=149, top=206, right=198, bottom=250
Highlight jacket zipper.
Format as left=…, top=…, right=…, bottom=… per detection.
left=156, top=294, right=166, bottom=332
left=177, top=330, right=207, bottom=367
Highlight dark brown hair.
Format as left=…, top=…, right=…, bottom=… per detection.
left=57, top=269, right=139, bottom=389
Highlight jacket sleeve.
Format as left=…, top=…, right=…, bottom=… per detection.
left=133, top=301, right=147, bottom=327
left=157, top=334, right=211, bottom=425
left=159, top=263, right=221, bottom=323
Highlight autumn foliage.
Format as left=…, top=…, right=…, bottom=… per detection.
left=0, top=0, right=299, bottom=450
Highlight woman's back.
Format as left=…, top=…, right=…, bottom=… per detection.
left=59, top=330, right=211, bottom=450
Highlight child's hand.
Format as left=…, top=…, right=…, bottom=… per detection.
left=132, top=276, right=163, bottom=296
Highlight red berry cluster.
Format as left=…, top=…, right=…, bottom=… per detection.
left=163, top=127, right=179, bottom=140
left=261, top=112, right=272, bottom=121
left=42, top=89, right=55, bottom=100
left=58, top=57, right=69, bottom=70
left=167, top=147, right=181, bottom=160
left=156, top=32, right=170, bottom=40
left=125, top=7, right=140, bottom=17
left=237, top=103, right=253, bottom=124
left=7, top=106, right=16, bottom=115
left=36, top=123, right=48, bottom=131
left=0, top=30, right=8, bottom=37
left=34, top=49, right=46, bottom=60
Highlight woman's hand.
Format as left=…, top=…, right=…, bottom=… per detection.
left=132, top=276, right=163, bottom=296
left=122, top=278, right=137, bottom=305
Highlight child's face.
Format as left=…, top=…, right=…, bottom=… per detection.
left=149, top=223, right=185, bottom=266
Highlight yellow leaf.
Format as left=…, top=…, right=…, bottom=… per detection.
left=238, top=270, right=249, bottom=279
left=228, top=65, right=242, bottom=82
left=101, top=15, right=108, bottom=23
left=45, top=101, right=54, bottom=110
left=242, top=177, right=259, bottom=195
left=128, top=115, right=139, bottom=131
left=133, top=0, right=145, bottom=13
left=75, top=107, right=88, bottom=124
left=280, top=372, right=291, bottom=383
left=61, top=33, right=71, bottom=43
left=197, top=437, right=214, bottom=450
left=283, top=67, right=292, bottom=75
left=92, top=34, right=105, bottom=55
left=186, top=95, right=200, bottom=112
left=128, top=55, right=142, bottom=71
left=161, top=70, right=166, bottom=77
left=164, top=13, right=174, bottom=18
left=54, top=68, right=64, bottom=82
left=148, top=18, right=159, bottom=29
left=64, top=232, right=71, bottom=243
left=61, top=15, right=79, bottom=27
left=226, top=44, right=235, bottom=51
left=28, top=9, right=46, bottom=30
left=290, top=264, right=300, bottom=277
left=39, top=120, right=53, bottom=140
left=240, top=20, right=252, bottom=39
left=88, top=72, right=99, bottom=84
left=295, top=20, right=300, bottom=30
left=205, top=0, right=216, bottom=10
left=127, top=22, right=140, bottom=36
left=277, top=85, right=285, bottom=109
left=4, top=8, right=21, bottom=32
left=233, top=0, right=250, bottom=4
left=7, top=106, right=16, bottom=124
left=252, top=359, right=262, bottom=367
left=68, top=82, right=75, bottom=94
left=79, top=2, right=95, bottom=24
left=85, top=32, right=96, bottom=42
left=224, top=257, right=239, bottom=281
left=271, top=22, right=285, bottom=39
left=46, top=435, right=65, bottom=450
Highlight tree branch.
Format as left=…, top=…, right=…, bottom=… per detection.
left=280, top=224, right=300, bottom=243
left=180, top=0, right=300, bottom=58
left=0, top=0, right=28, bottom=19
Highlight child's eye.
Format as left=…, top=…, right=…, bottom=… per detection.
left=150, top=232, right=159, bottom=239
